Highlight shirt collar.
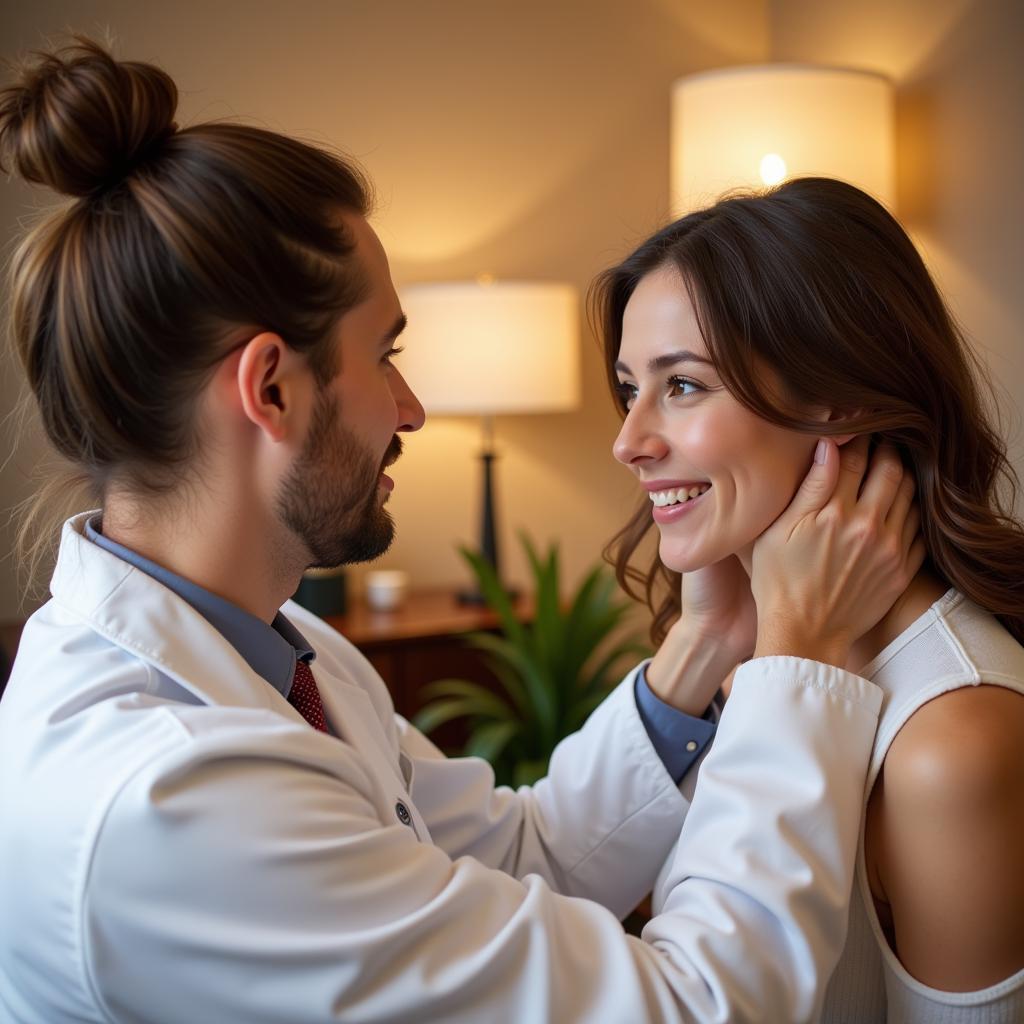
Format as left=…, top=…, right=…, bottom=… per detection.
left=84, top=514, right=313, bottom=698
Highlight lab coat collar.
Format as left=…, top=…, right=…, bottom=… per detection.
left=50, top=512, right=304, bottom=723
left=50, top=514, right=419, bottom=809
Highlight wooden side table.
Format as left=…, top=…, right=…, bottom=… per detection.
left=322, top=587, right=532, bottom=721
left=0, top=589, right=529, bottom=719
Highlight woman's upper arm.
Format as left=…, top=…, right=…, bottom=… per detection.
left=871, top=684, right=1024, bottom=991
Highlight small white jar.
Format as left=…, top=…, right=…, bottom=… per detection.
left=364, top=569, right=409, bottom=611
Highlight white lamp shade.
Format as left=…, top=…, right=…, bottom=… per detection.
left=671, top=64, right=895, bottom=214
left=398, top=280, right=580, bottom=415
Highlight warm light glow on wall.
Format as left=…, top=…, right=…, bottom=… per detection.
left=397, top=279, right=581, bottom=593
left=671, top=64, right=895, bottom=214
left=398, top=280, right=580, bottom=416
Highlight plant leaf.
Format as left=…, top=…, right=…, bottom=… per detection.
left=416, top=678, right=514, bottom=720
left=512, top=758, right=548, bottom=789
left=443, top=532, right=648, bottom=771
left=464, top=630, right=557, bottom=744
left=566, top=690, right=610, bottom=732
left=460, top=632, right=531, bottom=715
left=563, top=563, right=607, bottom=640
left=564, top=570, right=625, bottom=660
left=569, top=602, right=636, bottom=680
left=465, top=720, right=520, bottom=763
left=412, top=697, right=492, bottom=736
left=580, top=639, right=652, bottom=697
left=520, top=532, right=564, bottom=677
left=458, top=546, right=528, bottom=648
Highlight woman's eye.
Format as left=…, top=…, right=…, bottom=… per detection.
left=382, top=345, right=404, bottom=365
left=614, top=381, right=637, bottom=409
left=667, top=375, right=703, bottom=398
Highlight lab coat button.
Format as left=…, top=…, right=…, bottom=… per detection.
left=395, top=801, right=412, bottom=826
left=686, top=740, right=698, bottom=752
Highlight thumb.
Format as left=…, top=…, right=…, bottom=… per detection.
left=782, top=438, right=840, bottom=522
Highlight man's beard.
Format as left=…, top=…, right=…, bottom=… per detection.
left=277, top=389, right=402, bottom=569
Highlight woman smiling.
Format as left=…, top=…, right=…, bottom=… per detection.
left=595, top=177, right=1024, bottom=1023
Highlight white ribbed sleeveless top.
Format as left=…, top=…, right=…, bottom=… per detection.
left=821, top=589, right=1024, bottom=1023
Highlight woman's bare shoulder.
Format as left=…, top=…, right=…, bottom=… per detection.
left=886, top=684, right=1024, bottom=797
left=869, top=684, right=1024, bottom=990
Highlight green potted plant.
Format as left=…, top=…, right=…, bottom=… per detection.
left=413, top=534, right=650, bottom=787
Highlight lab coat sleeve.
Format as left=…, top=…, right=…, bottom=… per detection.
left=394, top=663, right=693, bottom=920
left=83, top=655, right=881, bottom=1024
left=289, top=600, right=693, bottom=918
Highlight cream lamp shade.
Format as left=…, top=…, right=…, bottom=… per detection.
left=397, top=280, right=580, bottom=415
left=671, top=64, right=895, bottom=214
left=396, top=279, right=580, bottom=601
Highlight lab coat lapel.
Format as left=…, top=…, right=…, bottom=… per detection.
left=53, top=514, right=308, bottom=727
left=313, top=661, right=431, bottom=839
left=53, top=514, right=430, bottom=838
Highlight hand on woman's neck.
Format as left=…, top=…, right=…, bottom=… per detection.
left=845, top=569, right=950, bottom=673
left=735, top=543, right=948, bottom=674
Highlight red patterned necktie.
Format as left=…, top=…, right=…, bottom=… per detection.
left=289, top=658, right=329, bottom=732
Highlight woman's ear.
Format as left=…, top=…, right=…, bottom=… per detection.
left=818, top=407, right=864, bottom=448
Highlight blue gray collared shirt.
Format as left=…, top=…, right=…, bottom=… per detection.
left=85, top=515, right=714, bottom=780
left=85, top=515, right=313, bottom=701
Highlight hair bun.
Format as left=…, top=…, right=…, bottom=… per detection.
left=0, top=36, right=178, bottom=197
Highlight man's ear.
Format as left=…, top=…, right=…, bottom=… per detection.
left=235, top=332, right=299, bottom=442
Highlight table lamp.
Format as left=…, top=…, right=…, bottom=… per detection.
left=399, top=279, right=579, bottom=602
left=671, top=64, right=896, bottom=214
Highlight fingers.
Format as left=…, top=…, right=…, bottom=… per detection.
left=830, top=434, right=872, bottom=509
left=780, top=437, right=841, bottom=522
left=857, top=442, right=907, bottom=520
left=886, top=470, right=916, bottom=528
left=900, top=502, right=922, bottom=558
left=906, top=535, right=928, bottom=580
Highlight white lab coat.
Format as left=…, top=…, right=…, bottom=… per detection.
left=0, top=513, right=882, bottom=1023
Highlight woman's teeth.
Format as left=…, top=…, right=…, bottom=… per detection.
left=649, top=483, right=711, bottom=507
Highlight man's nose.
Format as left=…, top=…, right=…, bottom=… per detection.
left=393, top=370, right=425, bottom=432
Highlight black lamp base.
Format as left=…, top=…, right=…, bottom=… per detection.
left=459, top=418, right=514, bottom=606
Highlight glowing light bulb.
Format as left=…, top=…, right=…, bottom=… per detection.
left=759, top=153, right=787, bottom=186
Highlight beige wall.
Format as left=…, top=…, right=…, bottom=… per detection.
left=769, top=0, right=1024, bottom=505
left=1, top=0, right=1021, bottom=623
left=0, top=0, right=769, bottom=620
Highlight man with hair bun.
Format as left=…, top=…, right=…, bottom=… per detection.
left=0, top=38, right=923, bottom=1023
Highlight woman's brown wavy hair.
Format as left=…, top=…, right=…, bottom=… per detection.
left=590, top=177, right=1024, bottom=646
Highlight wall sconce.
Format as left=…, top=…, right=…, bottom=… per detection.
left=671, top=64, right=895, bottom=214
left=398, top=279, right=580, bottom=601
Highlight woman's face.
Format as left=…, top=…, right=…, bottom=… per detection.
left=612, top=264, right=820, bottom=573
